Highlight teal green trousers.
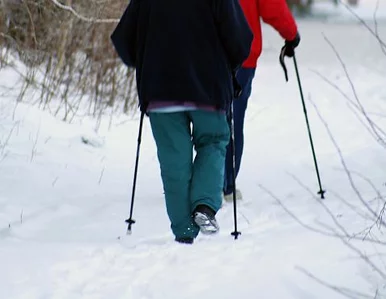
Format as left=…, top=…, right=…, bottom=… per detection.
left=149, top=110, right=230, bottom=239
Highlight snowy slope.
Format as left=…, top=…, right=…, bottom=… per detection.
left=1, top=13, right=386, bottom=299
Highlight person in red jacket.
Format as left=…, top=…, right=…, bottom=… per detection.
left=223, top=0, right=301, bottom=202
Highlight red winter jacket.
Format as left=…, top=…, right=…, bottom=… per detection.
left=239, top=0, right=298, bottom=68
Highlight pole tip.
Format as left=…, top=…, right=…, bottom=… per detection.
left=125, top=218, right=136, bottom=234
left=318, top=189, right=326, bottom=199
left=231, top=231, right=241, bottom=240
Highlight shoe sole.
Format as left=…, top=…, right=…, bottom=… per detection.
left=194, top=212, right=219, bottom=235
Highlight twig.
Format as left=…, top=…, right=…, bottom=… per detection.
left=372, top=0, right=386, bottom=56
left=98, top=166, right=105, bottom=185
left=23, top=1, right=38, bottom=46
left=52, top=177, right=59, bottom=187
left=0, top=124, right=16, bottom=157
left=30, top=124, right=41, bottom=163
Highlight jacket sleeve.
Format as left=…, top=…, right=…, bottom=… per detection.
left=110, top=1, right=139, bottom=67
left=213, top=0, right=253, bottom=71
left=258, top=0, right=298, bottom=41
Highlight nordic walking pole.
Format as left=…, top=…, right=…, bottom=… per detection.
left=280, top=48, right=326, bottom=199
left=229, top=103, right=241, bottom=239
left=125, top=111, right=146, bottom=234
left=230, top=73, right=242, bottom=239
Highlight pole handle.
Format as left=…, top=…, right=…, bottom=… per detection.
left=280, top=45, right=289, bottom=82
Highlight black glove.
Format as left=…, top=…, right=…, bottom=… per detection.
left=282, top=32, right=301, bottom=57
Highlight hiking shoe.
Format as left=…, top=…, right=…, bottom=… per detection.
left=223, top=188, right=243, bottom=202
left=193, top=205, right=219, bottom=235
left=175, top=237, right=194, bottom=244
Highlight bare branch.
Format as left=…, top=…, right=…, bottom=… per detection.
left=257, top=184, right=386, bottom=246
left=348, top=170, right=386, bottom=229
left=309, top=69, right=386, bottom=148
left=337, top=0, right=386, bottom=53
left=322, top=34, right=386, bottom=146
left=287, top=172, right=351, bottom=237
left=297, top=267, right=375, bottom=299
left=328, top=189, right=374, bottom=222
left=372, top=0, right=386, bottom=56
left=308, top=97, right=386, bottom=228
left=50, top=0, right=119, bottom=23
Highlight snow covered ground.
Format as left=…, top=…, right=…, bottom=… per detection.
left=1, top=3, right=386, bottom=299
left=311, top=0, right=386, bottom=21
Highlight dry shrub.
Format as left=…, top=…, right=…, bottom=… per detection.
left=0, top=0, right=137, bottom=121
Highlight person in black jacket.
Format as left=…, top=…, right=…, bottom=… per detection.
left=111, top=0, right=253, bottom=244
